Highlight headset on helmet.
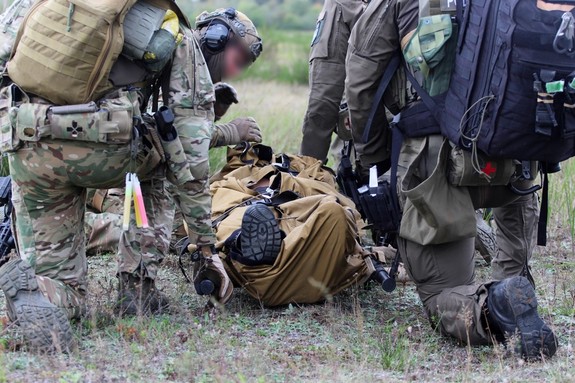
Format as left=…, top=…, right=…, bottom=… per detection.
left=196, top=8, right=262, bottom=61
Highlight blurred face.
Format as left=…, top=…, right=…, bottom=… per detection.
left=222, top=43, right=251, bottom=80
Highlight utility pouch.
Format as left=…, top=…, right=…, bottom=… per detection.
left=0, top=84, right=28, bottom=153
left=358, top=181, right=400, bottom=233
left=447, top=144, right=517, bottom=187
left=397, top=99, right=443, bottom=137
left=16, top=102, right=51, bottom=142
left=400, top=136, right=476, bottom=245
left=99, top=95, right=136, bottom=143
left=44, top=95, right=135, bottom=143
left=48, top=105, right=109, bottom=143
left=135, top=115, right=164, bottom=179
left=403, top=14, right=456, bottom=96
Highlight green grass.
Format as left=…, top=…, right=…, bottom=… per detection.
left=240, top=29, right=312, bottom=85
left=2, top=81, right=575, bottom=382
left=209, top=80, right=309, bottom=172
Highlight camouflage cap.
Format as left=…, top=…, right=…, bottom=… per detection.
left=196, top=8, right=263, bottom=63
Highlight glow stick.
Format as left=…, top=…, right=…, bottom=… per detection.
left=369, top=165, right=378, bottom=196
left=122, top=173, right=133, bottom=231
left=133, top=181, right=142, bottom=228
left=132, top=175, right=149, bottom=228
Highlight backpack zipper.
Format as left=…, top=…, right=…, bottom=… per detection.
left=85, top=1, right=134, bottom=102
left=85, top=20, right=114, bottom=102
left=466, top=0, right=502, bottom=144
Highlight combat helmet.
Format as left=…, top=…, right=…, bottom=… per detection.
left=196, top=8, right=263, bottom=63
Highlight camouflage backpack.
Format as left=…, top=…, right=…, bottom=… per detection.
left=3, top=0, right=187, bottom=105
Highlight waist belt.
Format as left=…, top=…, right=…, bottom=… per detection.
left=14, top=93, right=138, bottom=144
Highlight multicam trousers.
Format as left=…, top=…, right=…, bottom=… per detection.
left=9, top=140, right=172, bottom=318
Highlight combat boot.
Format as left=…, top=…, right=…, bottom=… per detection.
left=115, top=273, right=169, bottom=316
left=0, top=259, right=73, bottom=352
left=484, top=276, right=557, bottom=360
left=239, top=204, right=283, bottom=265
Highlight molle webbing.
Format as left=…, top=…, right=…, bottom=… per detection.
left=7, top=0, right=137, bottom=105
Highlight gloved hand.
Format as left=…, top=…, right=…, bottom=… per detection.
left=214, top=82, right=239, bottom=121
left=215, top=117, right=262, bottom=146
left=192, top=245, right=233, bottom=304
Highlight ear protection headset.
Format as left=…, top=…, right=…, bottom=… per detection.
left=197, top=8, right=247, bottom=54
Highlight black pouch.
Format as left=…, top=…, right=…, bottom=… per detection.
left=397, top=98, right=443, bottom=138
left=358, top=181, right=401, bottom=233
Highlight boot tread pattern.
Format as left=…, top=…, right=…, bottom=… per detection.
left=241, top=204, right=282, bottom=264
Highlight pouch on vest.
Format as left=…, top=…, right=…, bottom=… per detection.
left=47, top=105, right=108, bottom=143
left=122, top=2, right=179, bottom=74
left=15, top=102, right=51, bottom=142
left=400, top=14, right=457, bottom=137
left=135, top=116, right=164, bottom=179
left=99, top=95, right=136, bottom=143
left=403, top=14, right=456, bottom=97
left=358, top=181, right=400, bottom=234
left=0, top=84, right=28, bottom=153
left=399, top=136, right=476, bottom=245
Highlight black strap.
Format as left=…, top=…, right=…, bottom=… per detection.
left=211, top=191, right=300, bottom=229
left=404, top=69, right=442, bottom=124
left=389, top=125, right=403, bottom=230
left=456, top=0, right=464, bottom=25
left=151, top=60, right=173, bottom=113
left=361, top=54, right=401, bottom=143
left=537, top=172, right=549, bottom=246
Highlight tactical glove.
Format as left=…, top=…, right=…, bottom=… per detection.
left=214, top=82, right=239, bottom=121
left=192, top=245, right=233, bottom=304
left=215, top=117, right=262, bottom=146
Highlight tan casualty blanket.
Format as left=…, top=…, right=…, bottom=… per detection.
left=210, top=143, right=379, bottom=306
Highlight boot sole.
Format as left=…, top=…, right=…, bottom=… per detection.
left=505, top=276, right=557, bottom=360
left=241, top=204, right=282, bottom=265
left=0, top=259, right=73, bottom=353
left=0, top=258, right=39, bottom=299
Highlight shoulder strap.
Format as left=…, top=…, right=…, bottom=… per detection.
left=537, top=172, right=549, bottom=246
left=389, top=123, right=403, bottom=231
left=361, top=54, right=401, bottom=143
left=404, top=67, right=442, bottom=123
left=150, top=59, right=173, bottom=112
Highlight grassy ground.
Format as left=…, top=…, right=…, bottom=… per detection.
left=0, top=81, right=574, bottom=382
left=209, top=80, right=309, bottom=172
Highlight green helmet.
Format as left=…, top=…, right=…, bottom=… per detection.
left=196, top=7, right=263, bottom=63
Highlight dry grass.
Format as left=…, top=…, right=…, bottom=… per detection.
left=209, top=80, right=309, bottom=172
left=0, top=81, right=574, bottom=382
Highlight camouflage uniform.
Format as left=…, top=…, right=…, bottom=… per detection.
left=84, top=122, right=245, bottom=256
left=300, top=0, right=367, bottom=162
left=345, top=0, right=553, bottom=354
left=6, top=26, right=216, bottom=319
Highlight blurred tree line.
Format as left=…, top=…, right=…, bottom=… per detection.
left=184, top=0, right=323, bottom=30
left=0, top=1, right=324, bottom=30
